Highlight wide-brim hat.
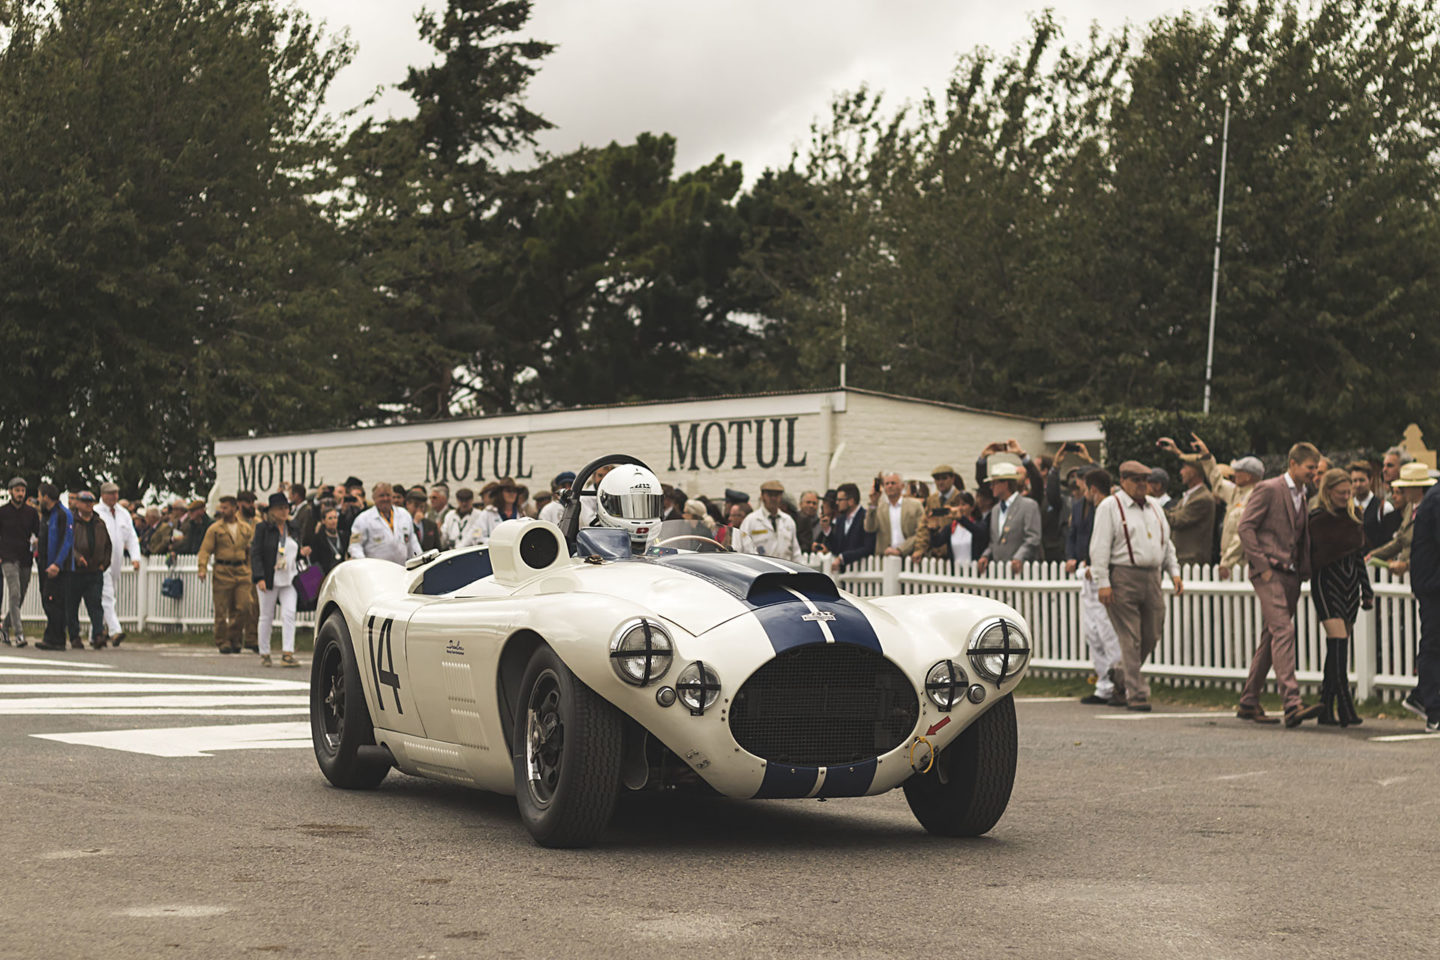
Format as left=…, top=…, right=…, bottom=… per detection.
left=1392, top=462, right=1437, bottom=487
left=267, top=493, right=290, bottom=511
left=984, top=462, right=1023, bottom=484
left=188, top=499, right=206, bottom=510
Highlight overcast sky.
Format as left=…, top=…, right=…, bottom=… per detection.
left=298, top=0, right=1188, bottom=177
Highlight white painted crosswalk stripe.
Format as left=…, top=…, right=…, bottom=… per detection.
left=3, top=650, right=314, bottom=754
left=35, top=722, right=312, bottom=757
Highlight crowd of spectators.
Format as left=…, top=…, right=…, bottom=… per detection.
left=1, top=436, right=1437, bottom=732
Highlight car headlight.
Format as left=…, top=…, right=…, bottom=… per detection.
left=609, top=618, right=673, bottom=685
left=967, top=617, right=1030, bottom=683
left=925, top=660, right=968, bottom=711
left=675, top=661, right=720, bottom=716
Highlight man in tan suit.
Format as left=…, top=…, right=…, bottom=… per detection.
left=1165, top=462, right=1218, bottom=564
left=1236, top=442, right=1322, bottom=727
left=864, top=472, right=923, bottom=557
left=196, top=496, right=255, bottom=655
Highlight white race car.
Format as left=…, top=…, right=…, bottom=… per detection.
left=309, top=455, right=1031, bottom=847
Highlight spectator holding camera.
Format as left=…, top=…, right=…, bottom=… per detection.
left=976, top=462, right=1042, bottom=575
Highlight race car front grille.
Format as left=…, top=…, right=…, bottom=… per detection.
left=728, top=644, right=919, bottom=767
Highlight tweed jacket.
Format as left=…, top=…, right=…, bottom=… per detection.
left=1166, top=484, right=1218, bottom=565
left=863, top=496, right=924, bottom=556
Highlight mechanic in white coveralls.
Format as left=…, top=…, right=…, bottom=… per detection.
left=347, top=482, right=421, bottom=565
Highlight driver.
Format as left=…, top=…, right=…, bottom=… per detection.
left=595, top=464, right=664, bottom=553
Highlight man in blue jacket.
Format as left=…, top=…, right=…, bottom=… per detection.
left=34, top=483, right=73, bottom=650
left=1402, top=480, right=1440, bottom=733
left=826, top=482, right=875, bottom=573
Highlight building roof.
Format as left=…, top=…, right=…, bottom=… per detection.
left=216, top=386, right=1096, bottom=445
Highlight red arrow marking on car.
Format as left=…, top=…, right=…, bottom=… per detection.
left=926, top=717, right=951, bottom=736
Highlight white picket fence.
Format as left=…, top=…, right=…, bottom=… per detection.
left=15, top=554, right=1422, bottom=698
left=18, top=557, right=318, bottom=634
left=820, top=554, right=1418, bottom=699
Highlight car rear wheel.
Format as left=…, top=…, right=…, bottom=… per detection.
left=512, top=644, right=623, bottom=848
left=902, top=694, right=1017, bottom=837
left=310, top=613, right=390, bottom=790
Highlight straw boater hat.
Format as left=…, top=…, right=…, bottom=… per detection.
left=984, top=462, right=1023, bottom=485
left=1391, top=462, right=1437, bottom=488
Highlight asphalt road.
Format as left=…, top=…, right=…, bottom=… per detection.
left=2, top=644, right=1436, bottom=960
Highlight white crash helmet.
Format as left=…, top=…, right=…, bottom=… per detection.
left=595, top=464, right=664, bottom=548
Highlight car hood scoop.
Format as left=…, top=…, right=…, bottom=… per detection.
left=655, top=554, right=838, bottom=606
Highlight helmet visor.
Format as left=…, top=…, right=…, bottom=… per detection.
left=600, top=491, right=663, bottom=521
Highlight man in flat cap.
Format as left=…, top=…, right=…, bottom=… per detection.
left=1147, top=467, right=1172, bottom=508
left=176, top=499, right=210, bottom=555
left=1089, top=460, right=1182, bottom=711
left=737, top=481, right=802, bottom=561
left=926, top=465, right=965, bottom=514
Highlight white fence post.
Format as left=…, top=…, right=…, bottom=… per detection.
left=1354, top=577, right=1377, bottom=701
left=881, top=555, right=901, bottom=596
left=136, top=559, right=150, bottom=632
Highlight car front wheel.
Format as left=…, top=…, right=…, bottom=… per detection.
left=512, top=644, right=624, bottom=848
left=310, top=613, right=390, bottom=790
left=902, top=694, right=1017, bottom=837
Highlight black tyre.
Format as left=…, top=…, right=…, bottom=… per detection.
left=310, top=613, right=390, bottom=790
left=903, top=694, right=1018, bottom=837
left=512, top=644, right=624, bottom=848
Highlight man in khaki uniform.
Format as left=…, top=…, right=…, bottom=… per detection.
left=197, top=496, right=255, bottom=654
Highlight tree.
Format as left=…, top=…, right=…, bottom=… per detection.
left=338, top=0, right=556, bottom=421
left=0, top=0, right=379, bottom=495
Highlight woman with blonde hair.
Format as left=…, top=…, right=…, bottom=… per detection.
left=1308, top=468, right=1374, bottom=726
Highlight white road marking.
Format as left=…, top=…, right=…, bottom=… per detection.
left=1368, top=733, right=1440, bottom=743
left=1212, top=771, right=1268, bottom=781
left=0, top=654, right=114, bottom=669
left=1098, top=712, right=1228, bottom=721
left=1377, top=776, right=1411, bottom=786
left=0, top=682, right=306, bottom=695
left=117, top=905, right=231, bottom=918
left=0, top=694, right=307, bottom=716
left=35, top=721, right=311, bottom=757
left=1015, top=696, right=1078, bottom=703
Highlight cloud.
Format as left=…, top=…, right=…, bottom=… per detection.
left=299, top=0, right=1183, bottom=178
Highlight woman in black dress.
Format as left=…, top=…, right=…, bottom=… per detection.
left=305, top=507, right=347, bottom=576
left=1308, top=468, right=1374, bottom=727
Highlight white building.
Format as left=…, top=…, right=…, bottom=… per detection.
left=212, top=388, right=1102, bottom=498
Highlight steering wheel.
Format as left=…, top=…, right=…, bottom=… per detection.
left=652, top=534, right=728, bottom=553
left=557, top=454, right=656, bottom=547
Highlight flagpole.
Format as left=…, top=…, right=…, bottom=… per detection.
left=1203, top=99, right=1230, bottom=415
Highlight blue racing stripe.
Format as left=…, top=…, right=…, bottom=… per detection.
left=811, top=597, right=883, bottom=652
left=752, top=602, right=829, bottom=652
left=817, top=758, right=877, bottom=798
left=754, top=764, right=819, bottom=799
